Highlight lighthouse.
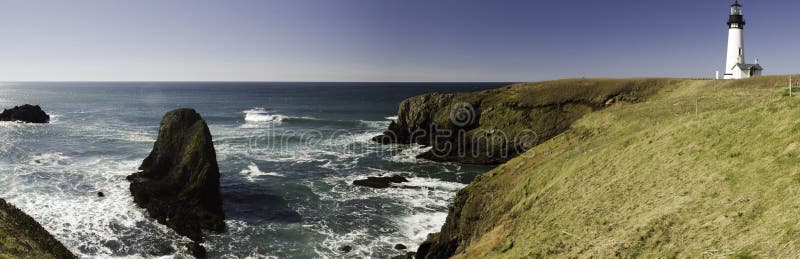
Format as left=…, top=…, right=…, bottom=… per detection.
left=723, top=1, right=763, bottom=79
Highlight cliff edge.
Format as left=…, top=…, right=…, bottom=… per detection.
left=415, top=76, right=800, bottom=258
left=374, top=78, right=683, bottom=164
left=0, top=198, right=76, bottom=258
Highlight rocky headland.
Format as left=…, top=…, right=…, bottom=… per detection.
left=0, top=198, right=76, bottom=258
left=0, top=104, right=50, bottom=123
left=404, top=76, right=800, bottom=258
left=127, top=108, right=224, bottom=255
left=373, top=78, right=680, bottom=164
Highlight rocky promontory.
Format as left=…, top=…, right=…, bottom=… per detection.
left=0, top=104, right=50, bottom=123
left=127, top=108, right=225, bottom=244
left=409, top=77, right=800, bottom=258
left=373, top=78, right=680, bottom=164
left=0, top=198, right=76, bottom=258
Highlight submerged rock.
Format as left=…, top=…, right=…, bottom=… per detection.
left=127, top=108, right=224, bottom=242
left=186, top=242, right=207, bottom=258
left=338, top=245, right=353, bottom=253
left=352, top=175, right=408, bottom=189
left=394, top=243, right=407, bottom=250
left=391, top=252, right=416, bottom=259
left=97, top=191, right=105, bottom=197
left=0, top=104, right=50, bottom=123
left=0, top=198, right=77, bottom=258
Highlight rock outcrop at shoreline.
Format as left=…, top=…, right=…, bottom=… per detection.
left=127, top=108, right=225, bottom=244
left=0, top=198, right=76, bottom=258
left=373, top=78, right=680, bottom=164
left=353, top=175, right=409, bottom=188
left=0, top=104, right=50, bottom=123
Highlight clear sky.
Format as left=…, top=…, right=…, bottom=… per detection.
left=0, top=0, right=796, bottom=82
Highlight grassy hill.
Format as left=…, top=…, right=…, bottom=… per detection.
left=416, top=76, right=800, bottom=258
left=0, top=198, right=76, bottom=258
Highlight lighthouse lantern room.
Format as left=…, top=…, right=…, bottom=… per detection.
left=723, top=1, right=763, bottom=79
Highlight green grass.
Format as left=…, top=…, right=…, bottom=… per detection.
left=0, top=199, right=76, bottom=258
left=395, top=78, right=689, bottom=163
left=430, top=75, right=800, bottom=258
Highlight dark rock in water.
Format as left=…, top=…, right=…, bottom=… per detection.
left=391, top=252, right=416, bottom=259
left=338, top=245, right=353, bottom=253
left=126, top=108, right=224, bottom=242
left=352, top=175, right=408, bottom=189
left=0, top=104, right=50, bottom=123
left=394, top=243, right=407, bottom=250
left=186, top=242, right=207, bottom=258
left=97, top=192, right=105, bottom=197
left=0, top=198, right=77, bottom=258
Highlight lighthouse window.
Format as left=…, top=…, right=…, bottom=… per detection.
left=732, top=6, right=741, bottom=15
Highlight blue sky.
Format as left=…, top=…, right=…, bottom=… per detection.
left=0, top=0, right=796, bottom=82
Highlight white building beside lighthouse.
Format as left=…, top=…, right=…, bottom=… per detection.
left=723, top=1, right=763, bottom=79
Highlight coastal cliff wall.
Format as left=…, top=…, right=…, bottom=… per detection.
left=0, top=198, right=76, bottom=258
left=374, top=78, right=684, bottom=164
left=414, top=76, right=800, bottom=258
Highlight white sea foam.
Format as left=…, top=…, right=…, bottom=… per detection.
left=386, top=144, right=432, bottom=164
left=385, top=116, right=398, bottom=121
left=399, top=212, right=449, bottom=242
left=306, top=169, right=468, bottom=253
left=239, top=162, right=284, bottom=182
left=49, top=114, right=62, bottom=123
left=244, top=107, right=285, bottom=123
left=28, top=152, right=71, bottom=166
left=1, top=157, right=187, bottom=258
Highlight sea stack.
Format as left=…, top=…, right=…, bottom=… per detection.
left=0, top=104, right=50, bottom=123
left=127, top=108, right=225, bottom=242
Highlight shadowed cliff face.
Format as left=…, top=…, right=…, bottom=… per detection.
left=374, top=78, right=681, bottom=164
left=127, top=108, right=224, bottom=242
left=0, top=198, right=76, bottom=258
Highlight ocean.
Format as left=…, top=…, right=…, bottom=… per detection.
left=0, top=82, right=505, bottom=258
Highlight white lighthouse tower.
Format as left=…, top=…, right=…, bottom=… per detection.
left=723, top=1, right=763, bottom=79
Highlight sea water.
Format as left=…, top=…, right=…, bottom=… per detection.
left=0, top=82, right=504, bottom=258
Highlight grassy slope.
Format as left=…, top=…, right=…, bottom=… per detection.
left=386, top=78, right=686, bottom=164
left=440, top=76, right=800, bottom=258
left=0, top=199, right=76, bottom=258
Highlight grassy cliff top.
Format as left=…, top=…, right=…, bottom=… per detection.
left=0, top=198, right=76, bottom=258
left=424, top=75, right=800, bottom=258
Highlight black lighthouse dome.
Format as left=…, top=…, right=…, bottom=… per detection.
left=728, top=1, right=745, bottom=28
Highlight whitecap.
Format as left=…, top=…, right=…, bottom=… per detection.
left=243, top=107, right=285, bottom=123
left=386, top=144, right=432, bottom=164
left=399, top=212, right=449, bottom=242
left=28, top=152, right=71, bottom=166
left=239, top=162, right=284, bottom=182
left=385, top=116, right=398, bottom=121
